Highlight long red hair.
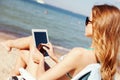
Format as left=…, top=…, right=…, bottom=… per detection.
left=92, top=4, right=120, bottom=80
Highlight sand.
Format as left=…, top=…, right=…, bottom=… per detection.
left=0, top=32, right=20, bottom=79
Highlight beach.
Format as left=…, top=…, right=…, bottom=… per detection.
left=0, top=0, right=120, bottom=79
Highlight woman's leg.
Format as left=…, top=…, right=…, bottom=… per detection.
left=26, top=52, right=39, bottom=78
left=10, top=50, right=30, bottom=76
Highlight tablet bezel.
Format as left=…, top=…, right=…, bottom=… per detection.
left=32, top=29, right=49, bottom=47
left=32, top=29, right=49, bottom=57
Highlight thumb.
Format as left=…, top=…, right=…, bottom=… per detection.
left=43, top=46, right=49, bottom=53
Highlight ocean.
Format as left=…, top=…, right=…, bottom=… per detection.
left=0, top=0, right=91, bottom=51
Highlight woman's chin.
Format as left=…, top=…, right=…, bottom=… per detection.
left=85, top=34, right=92, bottom=38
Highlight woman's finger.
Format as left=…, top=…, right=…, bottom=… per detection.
left=43, top=46, right=49, bottom=53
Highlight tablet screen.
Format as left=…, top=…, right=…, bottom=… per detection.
left=32, top=29, right=49, bottom=56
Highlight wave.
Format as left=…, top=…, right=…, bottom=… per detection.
left=36, top=0, right=45, bottom=4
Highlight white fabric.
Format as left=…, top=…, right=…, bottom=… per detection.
left=71, top=63, right=101, bottom=80
left=19, top=68, right=35, bottom=80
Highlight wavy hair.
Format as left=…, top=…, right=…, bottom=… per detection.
left=92, top=4, right=120, bottom=80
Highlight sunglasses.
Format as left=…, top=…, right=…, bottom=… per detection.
left=85, top=17, right=92, bottom=26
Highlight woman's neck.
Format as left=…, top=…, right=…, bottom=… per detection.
left=90, top=42, right=94, bottom=48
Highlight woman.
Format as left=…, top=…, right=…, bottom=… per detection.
left=2, top=4, right=120, bottom=80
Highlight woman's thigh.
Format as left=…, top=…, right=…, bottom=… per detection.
left=11, top=50, right=30, bottom=75
left=20, top=50, right=30, bottom=66
left=25, top=51, right=39, bottom=77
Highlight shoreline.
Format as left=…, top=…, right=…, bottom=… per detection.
left=0, top=30, right=68, bottom=55
left=0, top=23, right=70, bottom=54
left=0, top=31, right=20, bottom=42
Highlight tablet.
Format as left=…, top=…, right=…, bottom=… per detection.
left=32, top=29, right=49, bottom=56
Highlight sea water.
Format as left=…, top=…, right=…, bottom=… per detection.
left=0, top=0, right=91, bottom=51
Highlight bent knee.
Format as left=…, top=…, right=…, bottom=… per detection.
left=20, top=50, right=30, bottom=63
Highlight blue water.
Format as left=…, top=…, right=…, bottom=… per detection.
left=0, top=0, right=91, bottom=50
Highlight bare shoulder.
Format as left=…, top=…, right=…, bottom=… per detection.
left=69, top=47, right=88, bottom=56
left=68, top=47, right=94, bottom=62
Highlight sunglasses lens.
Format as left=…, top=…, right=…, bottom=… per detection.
left=85, top=17, right=89, bottom=26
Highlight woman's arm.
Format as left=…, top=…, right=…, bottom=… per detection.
left=43, top=43, right=59, bottom=63
left=1, top=36, right=32, bottom=51
left=32, top=42, right=59, bottom=64
left=37, top=48, right=83, bottom=80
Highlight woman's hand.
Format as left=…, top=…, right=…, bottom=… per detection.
left=0, top=40, right=12, bottom=52
left=32, top=47, right=44, bottom=64
left=43, top=42, right=59, bottom=63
